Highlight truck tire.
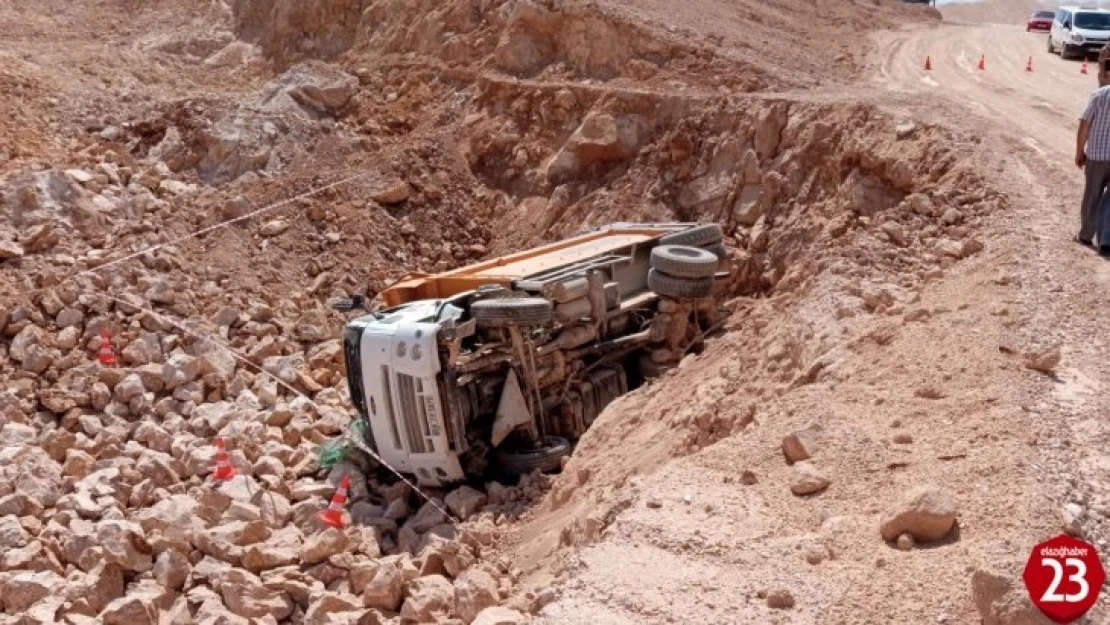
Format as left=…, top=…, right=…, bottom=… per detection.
left=650, top=245, right=718, bottom=279
left=704, top=242, right=728, bottom=262
left=471, top=298, right=553, bottom=328
left=659, top=224, right=723, bottom=248
left=495, top=436, right=571, bottom=477
left=648, top=268, right=714, bottom=299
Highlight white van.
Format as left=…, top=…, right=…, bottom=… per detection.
left=1048, top=6, right=1110, bottom=59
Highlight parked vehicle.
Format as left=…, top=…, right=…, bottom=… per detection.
left=1027, top=11, right=1055, bottom=32
left=337, top=223, right=732, bottom=487
left=1048, top=6, right=1110, bottom=59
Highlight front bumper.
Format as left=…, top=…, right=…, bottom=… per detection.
left=1071, top=39, right=1110, bottom=52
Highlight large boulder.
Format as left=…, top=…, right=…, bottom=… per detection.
left=359, top=563, right=403, bottom=611
left=879, top=485, right=958, bottom=542
left=94, top=519, right=154, bottom=572
left=303, top=591, right=363, bottom=625
left=196, top=520, right=271, bottom=564
left=133, top=494, right=200, bottom=554
left=242, top=526, right=303, bottom=572
left=80, top=561, right=125, bottom=613
left=222, top=572, right=295, bottom=620
left=971, top=568, right=1051, bottom=625
left=2, top=570, right=65, bottom=612
left=400, top=575, right=455, bottom=622
left=153, top=549, right=191, bottom=591
left=1, top=446, right=63, bottom=507
left=9, top=325, right=45, bottom=362
left=445, top=486, right=488, bottom=521
left=0, top=515, right=30, bottom=549
left=790, top=462, right=831, bottom=496
left=162, top=353, right=200, bottom=390
left=254, top=62, right=358, bottom=119
left=454, top=568, right=500, bottom=623
left=545, top=113, right=646, bottom=183
left=113, top=373, right=146, bottom=403
left=98, top=583, right=170, bottom=625
left=299, top=527, right=346, bottom=564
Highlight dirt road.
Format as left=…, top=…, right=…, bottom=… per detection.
left=875, top=23, right=1092, bottom=159
left=528, top=18, right=1110, bottom=625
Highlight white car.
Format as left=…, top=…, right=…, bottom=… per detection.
left=1048, top=6, right=1110, bottom=59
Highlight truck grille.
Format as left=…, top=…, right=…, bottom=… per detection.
left=379, top=366, right=402, bottom=450
left=395, top=373, right=432, bottom=454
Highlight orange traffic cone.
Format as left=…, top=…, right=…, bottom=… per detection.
left=318, top=474, right=350, bottom=529
left=924, top=56, right=933, bottom=71
left=212, top=438, right=238, bottom=481
left=978, top=54, right=986, bottom=71
left=1026, top=56, right=1034, bottom=72
left=97, top=328, right=117, bottom=366
left=1082, top=58, right=1090, bottom=75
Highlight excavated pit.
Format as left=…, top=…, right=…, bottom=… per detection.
left=343, top=82, right=999, bottom=561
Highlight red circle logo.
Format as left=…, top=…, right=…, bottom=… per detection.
left=1023, top=534, right=1106, bottom=623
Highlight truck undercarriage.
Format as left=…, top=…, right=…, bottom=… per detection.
left=340, top=223, right=733, bottom=487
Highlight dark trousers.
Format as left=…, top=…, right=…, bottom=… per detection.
left=1081, top=159, right=1110, bottom=244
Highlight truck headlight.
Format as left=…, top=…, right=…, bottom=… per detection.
left=412, top=344, right=422, bottom=360
left=1071, top=33, right=1085, bottom=43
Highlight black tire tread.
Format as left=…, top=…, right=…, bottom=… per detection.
left=647, top=268, right=714, bottom=299
left=471, top=297, right=553, bottom=328
left=649, top=245, right=719, bottom=279
left=704, top=242, right=728, bottom=261
left=495, top=436, right=571, bottom=476
left=659, top=224, right=723, bottom=248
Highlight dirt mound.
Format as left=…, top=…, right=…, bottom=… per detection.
left=234, top=0, right=938, bottom=89
left=0, top=0, right=1041, bottom=622
left=509, top=100, right=997, bottom=565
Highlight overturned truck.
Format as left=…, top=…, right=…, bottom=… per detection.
left=340, top=223, right=732, bottom=487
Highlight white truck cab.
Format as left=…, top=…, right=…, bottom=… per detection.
left=1049, top=6, right=1110, bottom=59
left=343, top=300, right=466, bottom=486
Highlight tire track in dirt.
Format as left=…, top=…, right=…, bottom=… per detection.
left=872, top=23, right=1092, bottom=160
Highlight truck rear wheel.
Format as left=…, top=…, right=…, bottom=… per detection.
left=471, top=297, right=553, bottom=328
left=648, top=268, right=714, bottom=299
left=659, top=224, right=723, bottom=247
left=650, top=245, right=719, bottom=279
left=495, top=435, right=571, bottom=477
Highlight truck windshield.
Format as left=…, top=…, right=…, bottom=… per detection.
left=1076, top=13, right=1110, bottom=30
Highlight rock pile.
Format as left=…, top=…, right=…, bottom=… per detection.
left=0, top=266, right=551, bottom=623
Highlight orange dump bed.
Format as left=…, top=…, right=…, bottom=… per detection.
left=381, top=224, right=684, bottom=307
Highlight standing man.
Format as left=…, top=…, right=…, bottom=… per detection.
left=1076, top=46, right=1110, bottom=254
